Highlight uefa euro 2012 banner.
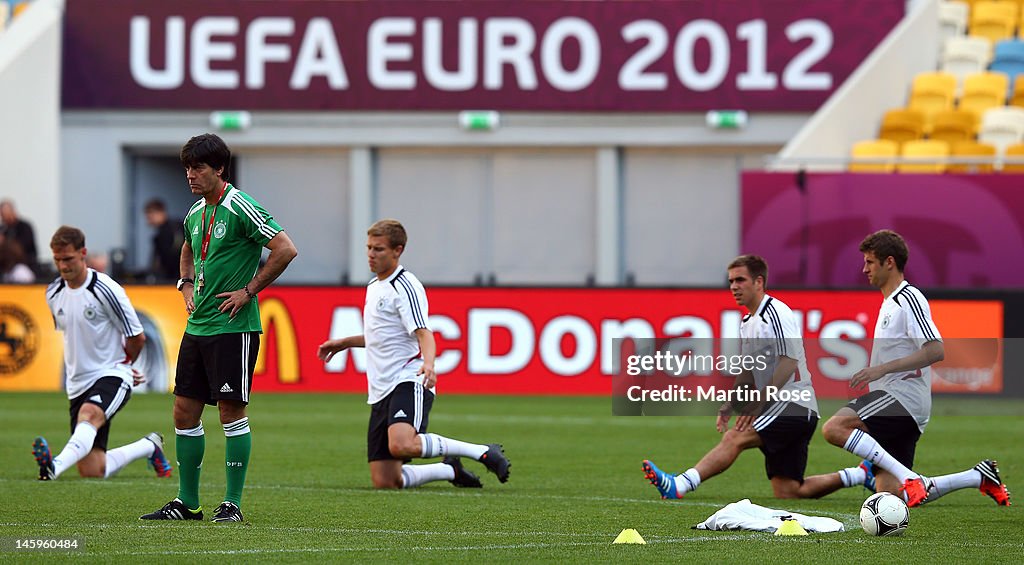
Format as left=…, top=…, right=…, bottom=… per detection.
left=0, top=285, right=1003, bottom=396
left=62, top=0, right=903, bottom=112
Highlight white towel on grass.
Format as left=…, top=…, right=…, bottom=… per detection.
left=694, top=499, right=844, bottom=533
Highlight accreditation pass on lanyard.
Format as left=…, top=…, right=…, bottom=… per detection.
left=196, top=182, right=228, bottom=295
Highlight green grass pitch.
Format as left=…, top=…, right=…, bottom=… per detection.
left=1, top=393, right=1020, bottom=563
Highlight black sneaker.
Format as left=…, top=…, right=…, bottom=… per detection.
left=32, top=437, right=55, bottom=481
left=479, top=444, right=510, bottom=483
left=211, top=502, right=244, bottom=523
left=444, top=456, right=482, bottom=488
left=140, top=499, right=203, bottom=520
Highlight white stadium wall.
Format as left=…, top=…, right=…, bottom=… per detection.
left=0, top=0, right=62, bottom=266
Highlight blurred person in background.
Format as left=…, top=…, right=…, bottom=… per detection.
left=0, top=234, right=35, bottom=283
left=1, top=198, right=38, bottom=275
left=144, top=198, right=183, bottom=282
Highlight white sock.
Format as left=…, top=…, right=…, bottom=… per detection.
left=401, top=462, right=455, bottom=488
left=53, top=422, right=98, bottom=478
left=104, top=437, right=156, bottom=478
left=839, top=466, right=867, bottom=488
left=924, top=469, right=981, bottom=503
left=673, top=468, right=702, bottom=495
left=419, top=433, right=488, bottom=460
left=843, top=429, right=918, bottom=483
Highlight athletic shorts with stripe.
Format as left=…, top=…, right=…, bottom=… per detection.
left=68, top=376, right=132, bottom=452
left=174, top=332, right=260, bottom=406
left=845, top=389, right=921, bottom=469
left=367, top=381, right=434, bottom=462
left=753, top=401, right=819, bottom=482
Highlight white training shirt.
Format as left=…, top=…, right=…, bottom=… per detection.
left=45, top=269, right=144, bottom=399
left=868, top=280, right=942, bottom=432
left=362, top=266, right=432, bottom=404
left=739, top=294, right=818, bottom=414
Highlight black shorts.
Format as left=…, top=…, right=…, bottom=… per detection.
left=174, top=332, right=259, bottom=406
left=68, top=376, right=132, bottom=452
left=367, top=381, right=434, bottom=462
left=753, top=401, right=819, bottom=482
left=845, top=390, right=921, bottom=469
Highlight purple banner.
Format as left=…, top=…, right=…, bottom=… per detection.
left=742, top=173, right=1024, bottom=288
left=62, top=0, right=902, bottom=111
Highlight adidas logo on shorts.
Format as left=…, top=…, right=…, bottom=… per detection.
left=220, top=383, right=234, bottom=393
left=393, top=409, right=407, bottom=418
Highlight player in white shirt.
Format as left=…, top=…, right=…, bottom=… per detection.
left=821, top=230, right=1009, bottom=507
left=317, top=219, right=510, bottom=489
left=32, top=226, right=172, bottom=481
left=644, top=255, right=840, bottom=500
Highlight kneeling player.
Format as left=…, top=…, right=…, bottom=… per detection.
left=32, top=226, right=171, bottom=481
left=317, top=220, right=510, bottom=489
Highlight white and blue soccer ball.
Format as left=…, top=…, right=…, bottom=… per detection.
left=859, top=492, right=909, bottom=536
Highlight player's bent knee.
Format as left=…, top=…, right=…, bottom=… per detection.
left=388, top=440, right=418, bottom=459
left=821, top=417, right=849, bottom=446
left=371, top=475, right=402, bottom=489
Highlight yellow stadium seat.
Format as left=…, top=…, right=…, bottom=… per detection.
left=931, top=109, right=979, bottom=143
left=959, top=72, right=1011, bottom=127
left=1001, top=142, right=1024, bottom=170
left=970, top=1, right=1018, bottom=44
left=898, top=139, right=950, bottom=173
left=849, top=139, right=899, bottom=173
left=878, top=108, right=926, bottom=145
left=12, top=2, right=29, bottom=19
left=1010, top=78, right=1024, bottom=106
left=948, top=140, right=997, bottom=172
left=909, top=72, right=958, bottom=131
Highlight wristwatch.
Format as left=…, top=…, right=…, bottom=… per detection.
left=176, top=278, right=194, bottom=291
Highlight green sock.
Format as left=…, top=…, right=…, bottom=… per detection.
left=224, top=426, right=252, bottom=507
left=175, top=430, right=205, bottom=510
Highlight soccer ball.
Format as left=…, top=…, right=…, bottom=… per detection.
left=859, top=492, right=909, bottom=536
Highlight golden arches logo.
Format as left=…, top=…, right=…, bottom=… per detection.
left=255, top=298, right=299, bottom=384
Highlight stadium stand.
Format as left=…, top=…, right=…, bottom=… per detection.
left=942, top=35, right=992, bottom=89
left=898, top=139, right=950, bottom=172
left=931, top=108, right=980, bottom=142
left=990, top=39, right=1024, bottom=96
left=959, top=71, right=1010, bottom=125
left=878, top=108, right=926, bottom=145
left=849, top=139, right=899, bottom=172
left=948, top=139, right=998, bottom=171
left=1011, top=76, right=1024, bottom=105
left=978, top=105, right=1024, bottom=153
left=940, top=1, right=970, bottom=42
left=969, top=1, right=1018, bottom=44
left=1000, top=140, right=1024, bottom=169
left=909, top=71, right=959, bottom=131
left=11, top=1, right=29, bottom=19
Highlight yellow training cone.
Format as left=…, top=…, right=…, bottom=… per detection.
left=612, top=528, right=647, bottom=544
left=774, top=519, right=809, bottom=536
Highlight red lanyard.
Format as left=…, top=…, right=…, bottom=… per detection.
left=200, top=182, right=228, bottom=262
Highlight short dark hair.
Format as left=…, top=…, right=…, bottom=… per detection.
left=367, top=219, right=407, bottom=250
left=144, top=198, right=166, bottom=213
left=50, top=225, right=86, bottom=250
left=180, top=133, right=231, bottom=180
left=859, top=230, right=908, bottom=272
left=728, top=254, right=768, bottom=287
